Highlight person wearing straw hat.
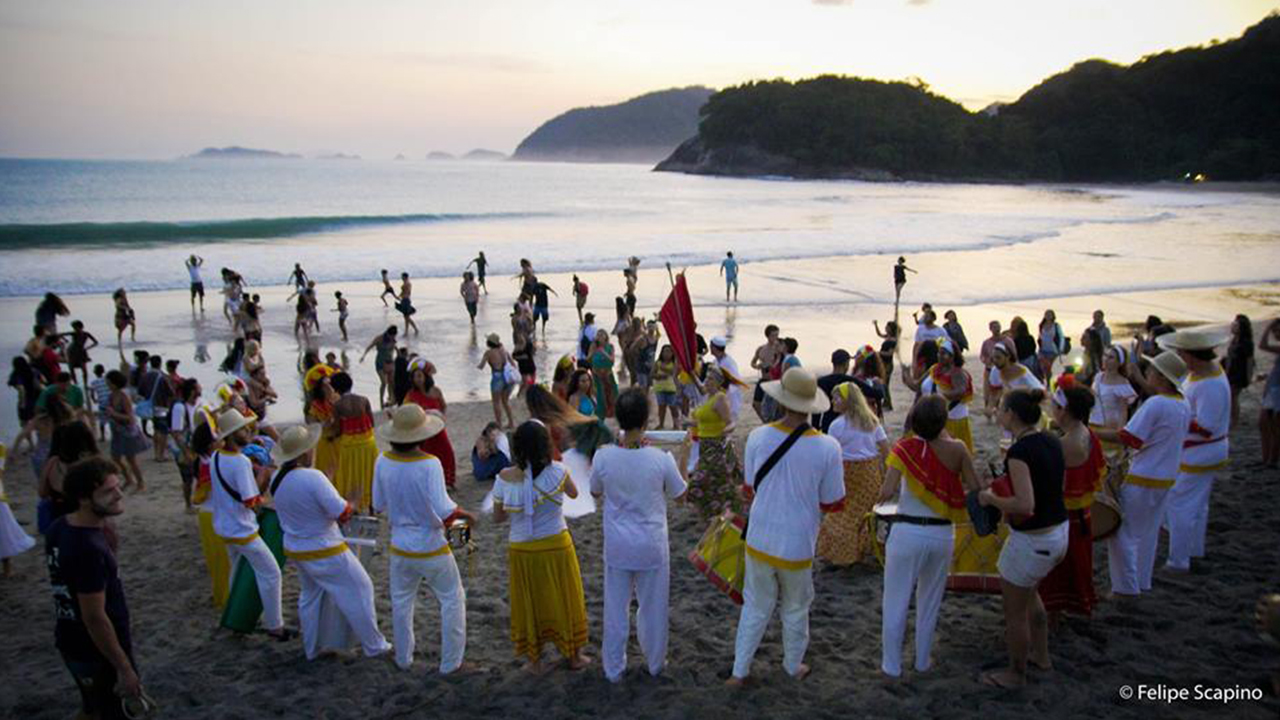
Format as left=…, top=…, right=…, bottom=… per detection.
left=1157, top=327, right=1231, bottom=572
left=208, top=408, right=290, bottom=640
left=372, top=405, right=477, bottom=673
left=271, top=424, right=391, bottom=661
left=728, top=368, right=845, bottom=685
left=1093, top=351, right=1191, bottom=598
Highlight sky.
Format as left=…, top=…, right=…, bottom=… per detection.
left=0, top=0, right=1275, bottom=159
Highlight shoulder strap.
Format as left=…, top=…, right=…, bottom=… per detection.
left=755, top=423, right=810, bottom=490
left=213, top=453, right=244, bottom=503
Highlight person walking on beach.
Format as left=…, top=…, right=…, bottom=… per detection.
left=892, top=257, right=916, bottom=318
left=396, top=273, right=419, bottom=335
left=333, top=291, right=349, bottom=342
left=221, top=269, right=246, bottom=329
left=466, top=252, right=489, bottom=295
left=577, top=313, right=599, bottom=370
left=373, top=405, right=476, bottom=673
left=103, top=370, right=148, bottom=492
left=272, top=425, right=391, bottom=661
left=288, top=263, right=309, bottom=291
left=361, top=326, right=398, bottom=408
left=379, top=269, right=397, bottom=307
left=590, top=388, right=687, bottom=683
left=60, top=320, right=98, bottom=390
left=47, top=457, right=150, bottom=719
left=460, top=272, right=480, bottom=325
left=479, top=334, right=516, bottom=429
left=531, top=277, right=557, bottom=338
left=729, top=368, right=844, bottom=685
left=720, top=252, right=739, bottom=303
left=186, top=255, right=206, bottom=312
left=112, top=289, right=136, bottom=347
left=36, top=292, right=70, bottom=335
left=209, top=409, right=290, bottom=640
left=571, top=275, right=589, bottom=323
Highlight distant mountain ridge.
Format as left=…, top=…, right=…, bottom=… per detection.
left=657, top=14, right=1280, bottom=182
left=514, top=87, right=713, bottom=163
left=188, top=146, right=301, bottom=159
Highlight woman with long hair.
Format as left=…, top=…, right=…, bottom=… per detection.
left=1037, top=310, right=1065, bottom=380
left=652, top=345, right=681, bottom=429
left=566, top=369, right=596, bottom=417
left=525, top=383, right=612, bottom=518
left=37, top=420, right=100, bottom=533
left=104, top=369, right=148, bottom=491
left=853, top=346, right=887, bottom=419
left=551, top=355, right=576, bottom=400
left=478, top=333, right=516, bottom=429
left=492, top=420, right=590, bottom=674
left=684, top=365, right=743, bottom=521
left=219, top=337, right=246, bottom=377
left=1010, top=316, right=1038, bottom=379
left=35, top=292, right=70, bottom=334
left=589, top=329, right=618, bottom=419
left=873, top=319, right=900, bottom=411
left=403, top=363, right=458, bottom=489
left=60, top=320, right=98, bottom=389
left=1225, top=314, right=1254, bottom=429
left=1077, top=327, right=1104, bottom=387
left=112, top=288, right=136, bottom=346
left=816, top=382, right=890, bottom=566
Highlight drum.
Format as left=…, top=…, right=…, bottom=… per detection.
left=688, top=510, right=748, bottom=605
left=868, top=502, right=899, bottom=567
left=1091, top=461, right=1126, bottom=541
left=344, top=514, right=380, bottom=568
left=948, top=522, right=1008, bottom=593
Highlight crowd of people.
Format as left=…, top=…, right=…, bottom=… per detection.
left=3, top=252, right=1280, bottom=717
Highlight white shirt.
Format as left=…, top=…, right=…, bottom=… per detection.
left=273, top=467, right=349, bottom=553
left=1124, top=394, right=1191, bottom=481
left=742, top=424, right=845, bottom=566
left=496, top=461, right=570, bottom=544
left=826, top=416, right=888, bottom=461
left=714, top=353, right=743, bottom=419
left=914, top=325, right=948, bottom=344
left=1181, top=369, right=1230, bottom=468
left=209, top=449, right=261, bottom=540
left=372, top=452, right=457, bottom=555
left=169, top=400, right=197, bottom=437
left=921, top=372, right=970, bottom=420
left=577, top=324, right=598, bottom=361
left=988, top=364, right=1043, bottom=392
left=589, top=445, right=686, bottom=570
left=187, top=262, right=203, bottom=284
left=1089, top=376, right=1137, bottom=427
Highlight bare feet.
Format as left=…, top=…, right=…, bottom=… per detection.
left=724, top=675, right=747, bottom=687
left=981, top=669, right=1026, bottom=688
left=1029, top=657, right=1053, bottom=672
left=567, top=651, right=593, bottom=671
left=792, top=663, right=811, bottom=680
left=522, top=659, right=546, bottom=676
left=442, top=661, right=484, bottom=677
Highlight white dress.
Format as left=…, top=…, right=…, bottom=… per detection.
left=0, top=476, right=36, bottom=561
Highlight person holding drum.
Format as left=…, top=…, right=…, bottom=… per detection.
left=272, top=425, right=392, bottom=661
left=1039, top=381, right=1107, bottom=622
left=1092, top=351, right=1190, bottom=599
left=877, top=395, right=978, bottom=679
left=373, top=405, right=477, bottom=673
left=977, top=388, right=1069, bottom=688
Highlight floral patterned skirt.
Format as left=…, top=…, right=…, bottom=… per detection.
left=687, top=437, right=744, bottom=521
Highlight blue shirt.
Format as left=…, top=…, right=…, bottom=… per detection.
left=721, top=258, right=738, bottom=281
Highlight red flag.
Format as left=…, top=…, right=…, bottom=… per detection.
left=659, top=273, right=698, bottom=375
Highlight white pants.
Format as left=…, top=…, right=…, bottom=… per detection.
left=881, top=523, right=952, bottom=677
left=1164, top=471, right=1215, bottom=570
left=297, top=550, right=390, bottom=660
left=226, top=537, right=283, bottom=631
left=390, top=552, right=466, bottom=672
left=731, top=555, right=814, bottom=679
left=1107, top=484, right=1170, bottom=595
left=603, top=562, right=670, bottom=682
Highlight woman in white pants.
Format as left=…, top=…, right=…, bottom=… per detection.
left=372, top=405, right=476, bottom=674
left=978, top=388, right=1069, bottom=688
left=878, top=395, right=978, bottom=678
left=271, top=425, right=391, bottom=661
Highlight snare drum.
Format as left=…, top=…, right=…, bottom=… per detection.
left=1090, top=461, right=1126, bottom=541
left=868, top=502, right=898, bottom=567
left=345, top=515, right=380, bottom=567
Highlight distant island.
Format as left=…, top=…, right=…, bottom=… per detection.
left=463, top=149, right=507, bottom=161
left=657, top=14, right=1280, bottom=182
left=187, top=146, right=301, bottom=160
left=514, top=87, right=713, bottom=164
left=317, top=152, right=361, bottom=161
left=426, top=151, right=455, bottom=160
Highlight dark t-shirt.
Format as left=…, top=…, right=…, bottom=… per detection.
left=533, top=282, right=552, bottom=308
left=1004, top=432, right=1067, bottom=531
left=813, top=373, right=883, bottom=431
left=1013, top=334, right=1037, bottom=362
left=46, top=519, right=133, bottom=663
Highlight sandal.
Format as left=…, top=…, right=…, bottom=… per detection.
left=265, top=628, right=298, bottom=642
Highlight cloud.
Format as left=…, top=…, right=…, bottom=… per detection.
left=384, top=51, right=552, bottom=75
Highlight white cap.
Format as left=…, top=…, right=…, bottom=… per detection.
left=710, top=336, right=728, bottom=348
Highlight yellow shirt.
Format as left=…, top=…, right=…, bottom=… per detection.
left=694, top=392, right=727, bottom=439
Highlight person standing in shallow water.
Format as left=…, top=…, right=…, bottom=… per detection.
left=460, top=272, right=480, bottom=325
left=720, top=251, right=739, bottom=303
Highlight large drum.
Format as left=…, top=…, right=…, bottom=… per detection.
left=1091, top=461, right=1126, bottom=541
left=689, top=510, right=748, bottom=605
left=869, top=502, right=1009, bottom=594
left=868, top=502, right=898, bottom=566
left=219, top=508, right=286, bottom=633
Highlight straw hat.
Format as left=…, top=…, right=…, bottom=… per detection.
left=270, top=424, right=323, bottom=464
left=761, top=367, right=831, bottom=414
left=376, top=404, right=445, bottom=445
left=214, top=408, right=256, bottom=440
left=1156, top=327, right=1230, bottom=352
left=1150, top=350, right=1189, bottom=387
left=486, top=333, right=502, bottom=346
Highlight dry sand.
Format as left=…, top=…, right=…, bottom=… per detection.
left=3, top=348, right=1279, bottom=719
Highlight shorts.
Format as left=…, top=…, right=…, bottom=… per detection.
left=62, top=652, right=131, bottom=719
left=151, top=415, right=170, bottom=435
left=465, top=301, right=477, bottom=318
left=533, top=305, right=549, bottom=322
left=997, top=522, right=1068, bottom=588
left=1262, top=381, right=1280, bottom=411
left=634, top=372, right=650, bottom=387
left=655, top=391, right=678, bottom=407
left=490, top=370, right=509, bottom=393
left=753, top=380, right=766, bottom=404
left=191, top=282, right=204, bottom=297
left=726, top=277, right=738, bottom=289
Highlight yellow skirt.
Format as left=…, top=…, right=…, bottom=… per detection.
left=314, top=434, right=338, bottom=481
left=946, top=416, right=973, bottom=453
left=508, top=530, right=589, bottom=661
left=816, top=459, right=882, bottom=566
left=197, top=509, right=230, bottom=608
left=333, top=431, right=377, bottom=512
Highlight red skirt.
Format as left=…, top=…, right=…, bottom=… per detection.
left=421, top=430, right=457, bottom=488
left=1037, top=508, right=1096, bottom=617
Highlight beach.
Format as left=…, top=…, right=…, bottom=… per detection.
left=2, top=345, right=1278, bottom=719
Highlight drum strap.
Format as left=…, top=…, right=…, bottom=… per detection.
left=213, top=453, right=243, bottom=503
left=743, top=423, right=810, bottom=535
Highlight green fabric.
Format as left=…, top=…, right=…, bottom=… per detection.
left=218, top=508, right=286, bottom=633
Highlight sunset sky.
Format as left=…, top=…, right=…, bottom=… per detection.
left=0, top=0, right=1274, bottom=159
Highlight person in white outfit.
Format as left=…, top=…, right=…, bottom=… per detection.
left=589, top=388, right=687, bottom=683
left=877, top=395, right=978, bottom=678
left=709, top=337, right=743, bottom=421
left=729, top=368, right=845, bottom=685
left=1094, top=351, right=1191, bottom=598
left=372, top=405, right=476, bottom=673
left=271, top=425, right=391, bottom=660
left=1158, top=329, right=1231, bottom=572
left=209, top=409, right=290, bottom=639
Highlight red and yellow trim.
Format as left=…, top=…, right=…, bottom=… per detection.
left=886, top=438, right=967, bottom=522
